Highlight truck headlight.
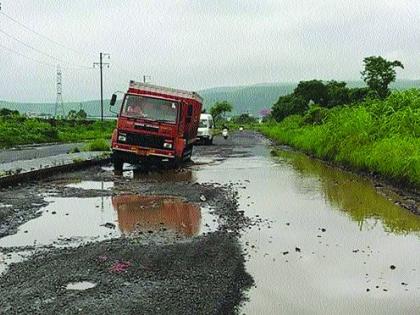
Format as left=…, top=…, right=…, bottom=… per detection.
left=118, top=133, right=127, bottom=142
left=163, top=142, right=173, bottom=149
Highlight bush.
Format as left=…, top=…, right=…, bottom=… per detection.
left=303, top=105, right=329, bottom=125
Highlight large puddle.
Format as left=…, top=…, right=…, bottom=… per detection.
left=195, top=143, right=420, bottom=314
left=0, top=190, right=217, bottom=273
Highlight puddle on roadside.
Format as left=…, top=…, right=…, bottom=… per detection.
left=0, top=191, right=218, bottom=274
left=0, top=195, right=216, bottom=248
left=66, top=181, right=114, bottom=190
left=194, top=144, right=420, bottom=314
left=65, top=281, right=96, bottom=291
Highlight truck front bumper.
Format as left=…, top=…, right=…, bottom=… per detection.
left=112, top=143, right=175, bottom=160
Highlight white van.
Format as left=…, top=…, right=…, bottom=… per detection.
left=197, top=113, right=214, bottom=145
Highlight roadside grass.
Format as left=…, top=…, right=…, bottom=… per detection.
left=259, top=89, right=420, bottom=188
left=0, top=118, right=115, bottom=148
left=83, top=139, right=110, bottom=152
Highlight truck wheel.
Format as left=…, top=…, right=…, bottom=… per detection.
left=183, top=147, right=193, bottom=162
left=113, top=159, right=123, bottom=172
left=172, top=157, right=182, bottom=169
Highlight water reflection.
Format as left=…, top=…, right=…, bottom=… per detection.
left=111, top=195, right=201, bottom=236
left=274, top=149, right=420, bottom=235
left=133, top=169, right=195, bottom=182
left=118, top=168, right=196, bottom=183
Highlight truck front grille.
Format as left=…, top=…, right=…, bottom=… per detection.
left=120, top=132, right=166, bottom=149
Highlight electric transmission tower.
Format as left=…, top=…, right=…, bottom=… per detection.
left=55, top=65, right=65, bottom=118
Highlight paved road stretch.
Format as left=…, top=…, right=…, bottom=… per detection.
left=0, top=143, right=84, bottom=164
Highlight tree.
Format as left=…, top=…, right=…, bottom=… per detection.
left=361, top=56, right=404, bottom=99
left=67, top=109, right=87, bottom=120
left=294, top=80, right=328, bottom=106
left=232, top=113, right=257, bottom=124
left=272, top=94, right=308, bottom=122
left=76, top=109, right=87, bottom=120
left=348, top=87, right=370, bottom=103
left=209, top=101, right=232, bottom=123
left=0, top=108, right=19, bottom=116
left=325, top=81, right=350, bottom=107
left=67, top=110, right=78, bottom=120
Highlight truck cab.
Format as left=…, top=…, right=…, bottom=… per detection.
left=110, top=81, right=202, bottom=170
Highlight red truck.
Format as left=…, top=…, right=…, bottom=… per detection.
left=109, top=81, right=203, bottom=170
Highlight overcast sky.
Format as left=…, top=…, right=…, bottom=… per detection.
left=0, top=0, right=419, bottom=102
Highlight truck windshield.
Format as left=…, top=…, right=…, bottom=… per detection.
left=121, top=95, right=178, bottom=123
left=199, top=119, right=208, bottom=128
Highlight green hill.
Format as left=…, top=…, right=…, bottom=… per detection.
left=1, top=80, right=419, bottom=117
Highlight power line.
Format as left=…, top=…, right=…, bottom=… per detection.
left=0, top=27, right=92, bottom=69
left=0, top=43, right=57, bottom=67
left=0, top=43, right=92, bottom=70
left=0, top=10, right=95, bottom=59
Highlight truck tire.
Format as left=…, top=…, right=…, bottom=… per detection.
left=113, top=159, right=123, bottom=172
left=183, top=146, right=193, bottom=162
left=172, top=157, right=182, bottom=169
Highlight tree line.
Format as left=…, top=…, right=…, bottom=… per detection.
left=272, top=56, right=404, bottom=122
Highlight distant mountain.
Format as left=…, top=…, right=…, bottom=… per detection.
left=198, top=83, right=296, bottom=115
left=199, top=80, right=420, bottom=115
left=0, top=99, right=121, bottom=118
left=1, top=80, right=419, bottom=117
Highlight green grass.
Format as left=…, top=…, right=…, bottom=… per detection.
left=0, top=117, right=115, bottom=148
left=83, top=139, right=110, bottom=152
left=259, top=89, right=420, bottom=188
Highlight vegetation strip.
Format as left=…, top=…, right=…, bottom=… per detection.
left=260, top=89, right=419, bottom=190
left=0, top=109, right=115, bottom=148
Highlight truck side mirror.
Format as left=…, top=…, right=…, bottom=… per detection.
left=110, top=94, right=117, bottom=106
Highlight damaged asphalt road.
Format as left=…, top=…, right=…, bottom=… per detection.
left=0, top=135, right=255, bottom=314
left=1, top=131, right=420, bottom=314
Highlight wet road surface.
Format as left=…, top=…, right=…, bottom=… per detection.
left=0, top=131, right=419, bottom=314
left=194, top=133, right=420, bottom=314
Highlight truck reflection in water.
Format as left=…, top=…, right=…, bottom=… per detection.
left=111, top=195, right=201, bottom=236
left=131, top=169, right=196, bottom=183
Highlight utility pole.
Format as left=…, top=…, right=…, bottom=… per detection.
left=143, top=75, right=151, bottom=83
left=93, top=53, right=110, bottom=121
left=55, top=65, right=65, bottom=118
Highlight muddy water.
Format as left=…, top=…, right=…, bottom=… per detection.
left=195, top=140, right=420, bottom=314
left=0, top=192, right=217, bottom=272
